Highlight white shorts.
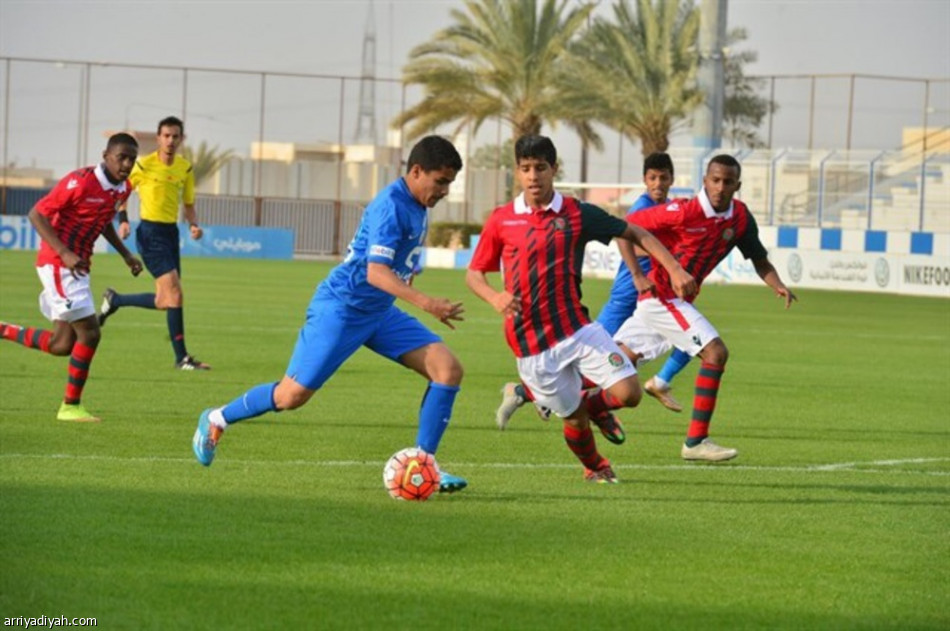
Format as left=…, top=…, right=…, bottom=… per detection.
left=516, top=323, right=637, bottom=418
left=614, top=297, right=719, bottom=359
left=36, top=264, right=96, bottom=323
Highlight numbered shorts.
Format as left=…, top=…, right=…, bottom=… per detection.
left=35, top=264, right=95, bottom=322
left=286, top=298, right=441, bottom=390
left=516, top=322, right=636, bottom=418
left=136, top=220, right=181, bottom=278
left=614, top=297, right=719, bottom=359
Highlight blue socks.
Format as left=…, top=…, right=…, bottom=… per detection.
left=113, top=292, right=156, bottom=309
left=416, top=382, right=459, bottom=454
left=167, top=307, right=187, bottom=362
left=658, top=348, right=692, bottom=384
left=221, top=382, right=278, bottom=424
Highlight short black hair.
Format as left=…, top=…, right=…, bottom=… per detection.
left=107, top=132, right=138, bottom=151
left=157, top=116, right=184, bottom=134
left=515, top=135, right=557, bottom=166
left=708, top=154, right=741, bottom=178
left=643, top=152, right=674, bottom=176
left=406, top=135, right=463, bottom=173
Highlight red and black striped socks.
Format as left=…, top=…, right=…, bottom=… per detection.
left=0, top=322, right=52, bottom=353
left=685, top=362, right=725, bottom=446
left=64, top=342, right=96, bottom=405
left=563, top=424, right=605, bottom=470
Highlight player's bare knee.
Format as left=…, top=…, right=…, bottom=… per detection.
left=155, top=292, right=182, bottom=310
left=421, top=345, right=463, bottom=386
left=437, top=358, right=464, bottom=386
left=700, top=338, right=728, bottom=365
left=625, top=388, right=643, bottom=408
left=274, top=392, right=301, bottom=411
left=617, top=387, right=642, bottom=408
left=273, top=384, right=313, bottom=411
left=47, top=339, right=73, bottom=356
left=81, top=328, right=101, bottom=348
left=607, top=378, right=641, bottom=408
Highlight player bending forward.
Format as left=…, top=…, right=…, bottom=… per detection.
left=466, top=135, right=696, bottom=484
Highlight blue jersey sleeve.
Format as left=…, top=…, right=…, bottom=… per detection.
left=365, top=199, right=403, bottom=267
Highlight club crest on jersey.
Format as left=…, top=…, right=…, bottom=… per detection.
left=722, top=227, right=735, bottom=241
left=607, top=352, right=625, bottom=367
left=552, top=217, right=567, bottom=231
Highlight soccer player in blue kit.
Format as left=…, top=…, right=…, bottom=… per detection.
left=192, top=135, right=469, bottom=493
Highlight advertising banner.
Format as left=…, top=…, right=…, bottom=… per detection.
left=580, top=239, right=949, bottom=298
left=1, top=217, right=294, bottom=261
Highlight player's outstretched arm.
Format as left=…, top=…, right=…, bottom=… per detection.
left=621, top=224, right=696, bottom=299
left=367, top=262, right=464, bottom=328
left=753, top=258, right=798, bottom=309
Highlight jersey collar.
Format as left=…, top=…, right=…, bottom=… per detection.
left=514, top=190, right=563, bottom=215
left=698, top=187, right=733, bottom=219
left=94, top=163, right=129, bottom=193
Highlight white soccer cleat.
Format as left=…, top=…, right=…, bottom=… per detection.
left=495, top=382, right=525, bottom=430
left=681, top=438, right=738, bottom=462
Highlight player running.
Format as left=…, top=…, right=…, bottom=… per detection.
left=191, top=136, right=469, bottom=493
left=614, top=154, right=798, bottom=461
left=0, top=133, right=143, bottom=422
left=466, top=135, right=696, bottom=484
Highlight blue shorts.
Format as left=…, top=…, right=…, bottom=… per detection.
left=596, top=258, right=652, bottom=336
left=136, top=220, right=181, bottom=278
left=286, top=299, right=441, bottom=390
left=596, top=295, right=639, bottom=337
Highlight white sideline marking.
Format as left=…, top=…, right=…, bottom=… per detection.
left=0, top=453, right=947, bottom=476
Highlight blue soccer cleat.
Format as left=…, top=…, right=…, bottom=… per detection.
left=438, top=470, right=468, bottom=494
left=192, top=408, right=222, bottom=466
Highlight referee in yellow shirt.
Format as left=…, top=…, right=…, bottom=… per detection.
left=99, top=116, right=210, bottom=370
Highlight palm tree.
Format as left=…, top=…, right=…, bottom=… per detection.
left=393, top=0, right=602, bottom=153
left=181, top=141, right=235, bottom=187
left=566, top=0, right=702, bottom=156
left=722, top=27, right=777, bottom=148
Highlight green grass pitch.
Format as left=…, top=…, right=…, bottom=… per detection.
left=1, top=249, right=948, bottom=629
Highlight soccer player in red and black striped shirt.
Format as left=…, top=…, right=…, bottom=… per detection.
left=0, top=133, right=143, bottom=422
left=467, top=135, right=696, bottom=484
left=614, top=154, right=797, bottom=461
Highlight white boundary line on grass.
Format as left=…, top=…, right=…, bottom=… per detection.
left=0, top=453, right=948, bottom=476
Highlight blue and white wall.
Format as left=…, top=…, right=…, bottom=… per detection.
left=0, top=216, right=294, bottom=260
left=424, top=226, right=950, bottom=299
left=704, top=226, right=950, bottom=298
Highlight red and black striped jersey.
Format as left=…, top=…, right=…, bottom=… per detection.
left=470, top=192, right=627, bottom=357
left=629, top=188, right=768, bottom=303
left=34, top=164, right=131, bottom=268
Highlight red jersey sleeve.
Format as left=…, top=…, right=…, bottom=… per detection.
left=34, top=173, right=80, bottom=219
left=468, top=209, right=504, bottom=273
left=626, top=198, right=684, bottom=235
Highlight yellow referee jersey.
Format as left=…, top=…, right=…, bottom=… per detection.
left=129, top=152, right=196, bottom=223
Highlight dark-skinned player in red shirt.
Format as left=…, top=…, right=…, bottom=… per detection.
left=613, top=154, right=798, bottom=461
left=0, top=133, right=143, bottom=422
left=467, top=135, right=696, bottom=484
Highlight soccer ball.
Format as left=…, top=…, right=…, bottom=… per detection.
left=383, top=447, right=440, bottom=501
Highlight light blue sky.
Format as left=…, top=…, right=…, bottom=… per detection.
left=1, top=0, right=948, bottom=180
